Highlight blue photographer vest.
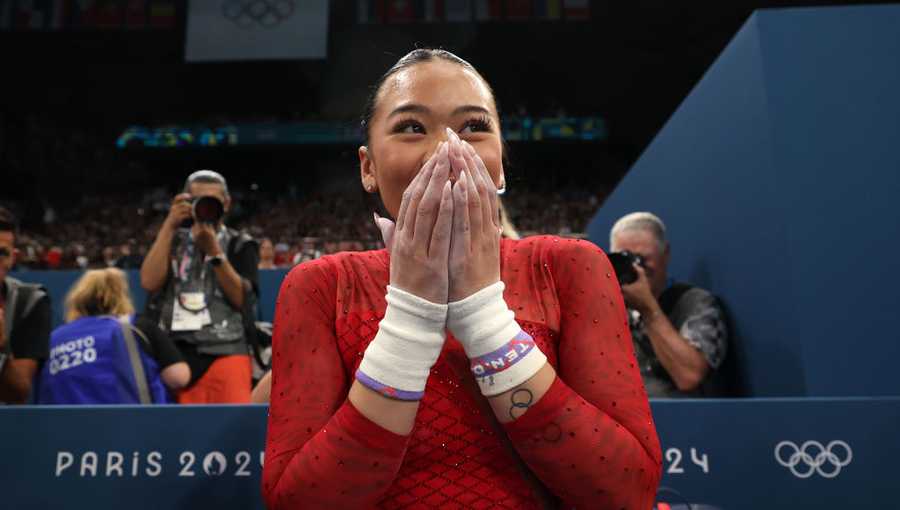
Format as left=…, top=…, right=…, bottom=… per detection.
left=35, top=316, right=171, bottom=405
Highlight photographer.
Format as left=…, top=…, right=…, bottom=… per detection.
left=0, top=207, right=52, bottom=404
left=140, top=171, right=259, bottom=403
left=34, top=268, right=190, bottom=404
left=609, top=212, right=728, bottom=397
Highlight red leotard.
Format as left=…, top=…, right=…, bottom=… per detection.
left=263, top=236, right=662, bottom=509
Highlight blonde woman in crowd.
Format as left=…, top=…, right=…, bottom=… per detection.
left=34, top=268, right=190, bottom=404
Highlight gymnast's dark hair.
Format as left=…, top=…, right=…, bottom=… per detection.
left=360, top=49, right=497, bottom=145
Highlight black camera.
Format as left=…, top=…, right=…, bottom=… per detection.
left=607, top=250, right=645, bottom=286
left=180, top=196, right=225, bottom=228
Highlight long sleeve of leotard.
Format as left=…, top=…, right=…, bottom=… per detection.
left=502, top=238, right=663, bottom=509
left=262, top=258, right=410, bottom=510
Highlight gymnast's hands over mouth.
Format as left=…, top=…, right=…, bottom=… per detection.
left=375, top=141, right=453, bottom=304
left=372, top=130, right=501, bottom=305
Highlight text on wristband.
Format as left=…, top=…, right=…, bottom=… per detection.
left=470, top=330, right=537, bottom=378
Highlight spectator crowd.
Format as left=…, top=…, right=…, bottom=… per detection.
left=6, top=186, right=598, bottom=271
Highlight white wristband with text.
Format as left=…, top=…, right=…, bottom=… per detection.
left=447, top=281, right=547, bottom=396
left=355, top=286, right=447, bottom=400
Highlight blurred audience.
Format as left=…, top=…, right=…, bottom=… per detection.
left=5, top=181, right=599, bottom=271
left=34, top=268, right=189, bottom=404
left=258, top=238, right=277, bottom=270
left=498, top=200, right=521, bottom=240
left=116, top=241, right=145, bottom=270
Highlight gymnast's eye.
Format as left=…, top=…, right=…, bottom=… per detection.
left=460, top=115, right=493, bottom=134
left=392, top=118, right=426, bottom=134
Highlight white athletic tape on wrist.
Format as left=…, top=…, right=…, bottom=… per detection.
left=447, top=281, right=547, bottom=396
left=356, top=285, right=447, bottom=400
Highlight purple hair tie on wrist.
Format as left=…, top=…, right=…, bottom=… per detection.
left=355, top=370, right=424, bottom=401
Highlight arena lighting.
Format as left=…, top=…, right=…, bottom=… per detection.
left=115, top=117, right=607, bottom=148
left=116, top=125, right=240, bottom=148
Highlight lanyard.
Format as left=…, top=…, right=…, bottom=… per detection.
left=171, top=228, right=227, bottom=311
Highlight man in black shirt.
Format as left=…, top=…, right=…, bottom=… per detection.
left=141, top=171, right=259, bottom=403
left=0, top=207, right=52, bottom=404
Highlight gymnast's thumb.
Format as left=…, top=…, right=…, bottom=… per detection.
left=374, top=212, right=395, bottom=253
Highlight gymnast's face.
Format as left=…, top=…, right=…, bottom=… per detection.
left=359, top=60, right=505, bottom=219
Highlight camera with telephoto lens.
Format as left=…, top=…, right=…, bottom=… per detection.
left=180, top=196, right=225, bottom=228
left=607, top=250, right=646, bottom=286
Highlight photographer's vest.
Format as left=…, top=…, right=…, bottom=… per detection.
left=34, top=315, right=170, bottom=404
left=630, top=282, right=697, bottom=397
left=154, top=227, right=249, bottom=356
left=2, top=276, right=49, bottom=350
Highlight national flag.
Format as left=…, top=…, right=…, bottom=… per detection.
left=68, top=0, right=97, bottom=29
left=124, top=0, right=147, bottom=29
left=474, top=0, right=501, bottom=21
left=385, top=0, right=414, bottom=23
left=93, top=0, right=124, bottom=29
left=444, top=0, right=471, bottom=22
left=13, top=0, right=50, bottom=30
left=562, top=0, right=589, bottom=20
left=148, top=0, right=174, bottom=29
left=357, top=0, right=385, bottom=24
left=534, top=0, right=561, bottom=20
left=504, top=0, right=530, bottom=20
left=49, top=0, right=67, bottom=29
left=421, top=0, right=444, bottom=22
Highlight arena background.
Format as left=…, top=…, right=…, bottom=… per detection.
left=2, top=1, right=900, bottom=509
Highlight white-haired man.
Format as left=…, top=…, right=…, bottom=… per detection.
left=610, top=212, right=728, bottom=397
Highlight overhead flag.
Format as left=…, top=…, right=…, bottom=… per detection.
left=534, top=0, right=561, bottom=20
left=11, top=0, right=52, bottom=30
left=357, top=0, right=385, bottom=23
left=148, top=0, right=174, bottom=29
left=562, top=0, right=589, bottom=20
left=0, top=0, right=177, bottom=30
left=422, top=0, right=444, bottom=22
left=504, top=0, right=530, bottom=21
left=124, top=0, right=147, bottom=28
left=185, top=0, right=329, bottom=61
left=68, top=0, right=100, bottom=29
left=93, top=0, right=125, bottom=29
left=49, top=0, right=66, bottom=29
left=444, top=0, right=471, bottom=22
left=385, top=0, right=414, bottom=23
left=474, top=0, right=501, bottom=21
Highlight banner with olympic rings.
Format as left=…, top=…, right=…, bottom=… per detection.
left=2, top=398, right=897, bottom=509
left=185, top=0, right=329, bottom=61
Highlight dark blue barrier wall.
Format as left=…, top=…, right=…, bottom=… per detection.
left=587, top=5, right=900, bottom=397
left=11, top=269, right=290, bottom=326
left=3, top=398, right=896, bottom=509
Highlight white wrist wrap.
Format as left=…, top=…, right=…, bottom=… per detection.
left=355, top=286, right=447, bottom=400
left=447, top=282, right=547, bottom=396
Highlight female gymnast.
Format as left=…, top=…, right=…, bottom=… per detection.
left=263, top=49, right=661, bottom=509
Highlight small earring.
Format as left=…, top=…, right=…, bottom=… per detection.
left=496, top=181, right=506, bottom=195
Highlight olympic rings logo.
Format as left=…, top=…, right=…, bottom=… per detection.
left=221, top=0, right=295, bottom=28
left=774, top=440, right=852, bottom=479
